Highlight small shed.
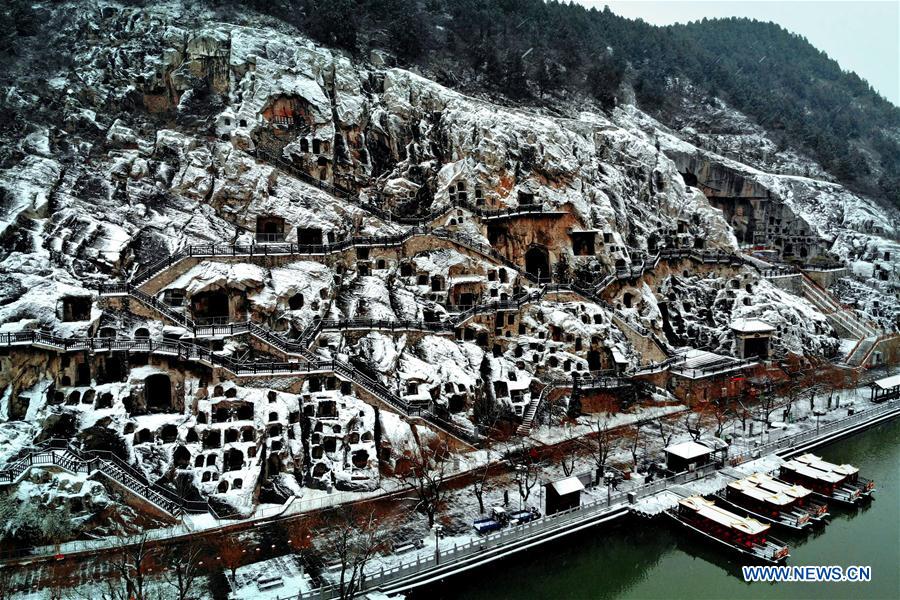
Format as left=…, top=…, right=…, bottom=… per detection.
left=870, top=374, right=900, bottom=403
left=665, top=441, right=714, bottom=473
left=545, top=476, right=584, bottom=515
left=730, top=318, right=775, bottom=359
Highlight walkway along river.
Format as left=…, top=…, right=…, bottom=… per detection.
left=415, top=418, right=900, bottom=600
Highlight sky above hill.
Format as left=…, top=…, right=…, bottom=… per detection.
left=577, top=1, right=899, bottom=106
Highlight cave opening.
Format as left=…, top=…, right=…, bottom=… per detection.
left=145, top=374, right=172, bottom=412
left=256, top=216, right=285, bottom=243
left=223, top=448, right=244, bottom=471
left=61, top=296, right=92, bottom=322
left=525, top=246, right=550, bottom=282
left=173, top=445, right=190, bottom=468
left=289, top=293, right=305, bottom=310
left=571, top=231, right=596, bottom=256
left=191, top=290, right=230, bottom=323
left=297, top=227, right=323, bottom=245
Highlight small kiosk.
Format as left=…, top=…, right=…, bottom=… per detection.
left=665, top=441, right=717, bottom=474
left=545, top=476, right=585, bottom=515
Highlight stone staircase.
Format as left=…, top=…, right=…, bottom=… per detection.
left=516, top=385, right=550, bottom=436
left=845, top=337, right=878, bottom=367
left=798, top=275, right=876, bottom=335
left=795, top=274, right=880, bottom=365
left=0, top=443, right=207, bottom=518
left=515, top=371, right=636, bottom=436
left=95, top=176, right=778, bottom=443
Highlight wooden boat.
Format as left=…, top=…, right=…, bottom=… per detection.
left=779, top=453, right=873, bottom=506
left=668, top=496, right=789, bottom=564
left=749, top=472, right=830, bottom=522
left=793, top=454, right=875, bottom=498
left=715, top=473, right=821, bottom=530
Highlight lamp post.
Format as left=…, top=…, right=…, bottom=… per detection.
left=514, top=465, right=526, bottom=510
left=433, top=524, right=443, bottom=565
left=814, top=409, right=827, bottom=435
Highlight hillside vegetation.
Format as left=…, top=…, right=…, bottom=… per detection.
left=247, top=0, right=899, bottom=207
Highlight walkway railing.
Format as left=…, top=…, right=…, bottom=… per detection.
left=730, top=398, right=899, bottom=464
left=290, top=462, right=722, bottom=599
left=292, top=399, right=900, bottom=599
left=0, top=441, right=211, bottom=519
left=255, top=147, right=551, bottom=226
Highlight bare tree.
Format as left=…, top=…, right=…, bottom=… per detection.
left=757, top=390, right=781, bottom=431
left=578, top=416, right=612, bottom=485
left=399, top=435, right=451, bottom=528
left=705, top=399, right=733, bottom=439
left=40, top=506, right=74, bottom=556
left=622, top=423, right=643, bottom=471
left=507, top=444, right=541, bottom=505
left=214, top=534, right=245, bottom=583
left=683, top=409, right=707, bottom=442
left=105, top=533, right=157, bottom=600
left=285, top=514, right=322, bottom=554
left=823, top=366, right=856, bottom=408
left=160, top=538, right=204, bottom=600
left=317, top=505, right=395, bottom=600
left=471, top=438, right=495, bottom=515
left=652, top=411, right=677, bottom=448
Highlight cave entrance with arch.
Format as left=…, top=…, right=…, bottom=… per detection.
left=524, top=246, right=551, bottom=283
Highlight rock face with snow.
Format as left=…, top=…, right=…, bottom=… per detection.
left=0, top=1, right=895, bottom=532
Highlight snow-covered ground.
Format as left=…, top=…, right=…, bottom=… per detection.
left=0, top=2, right=897, bottom=579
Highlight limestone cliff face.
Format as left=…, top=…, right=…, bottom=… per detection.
left=618, top=105, right=900, bottom=283
left=0, top=1, right=890, bottom=519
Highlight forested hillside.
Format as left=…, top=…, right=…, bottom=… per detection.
left=1, top=0, right=896, bottom=204
left=254, top=0, right=899, bottom=207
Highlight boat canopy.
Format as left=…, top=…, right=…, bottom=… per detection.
left=748, top=473, right=812, bottom=499
left=782, top=460, right=844, bottom=484
left=679, top=496, right=769, bottom=535
left=794, top=453, right=858, bottom=476
left=729, top=479, right=794, bottom=506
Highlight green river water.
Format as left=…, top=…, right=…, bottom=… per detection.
left=419, top=419, right=900, bottom=600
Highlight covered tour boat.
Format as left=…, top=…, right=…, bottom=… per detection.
left=794, top=454, right=875, bottom=498
left=779, top=453, right=874, bottom=505
left=669, top=496, right=790, bottom=564
left=749, top=472, right=830, bottom=522
left=716, top=473, right=825, bottom=530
